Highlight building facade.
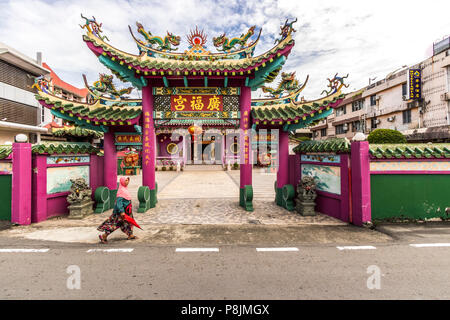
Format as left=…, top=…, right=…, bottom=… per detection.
left=311, top=37, right=450, bottom=142
left=0, top=43, right=50, bottom=144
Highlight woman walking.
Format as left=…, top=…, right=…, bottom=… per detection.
left=97, top=177, right=138, bottom=243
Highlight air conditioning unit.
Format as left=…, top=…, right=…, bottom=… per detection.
left=440, top=93, right=450, bottom=101
left=375, top=119, right=381, bottom=124
left=402, top=95, right=408, bottom=101
left=375, top=96, right=381, bottom=101
left=314, top=131, right=319, bottom=137
left=387, top=116, right=396, bottom=122
left=343, top=124, right=349, bottom=131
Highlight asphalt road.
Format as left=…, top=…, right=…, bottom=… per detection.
left=1, top=223, right=450, bottom=300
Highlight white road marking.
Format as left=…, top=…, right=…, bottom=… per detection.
left=175, top=248, right=219, bottom=252
left=256, top=247, right=299, bottom=252
left=87, top=248, right=134, bottom=253
left=410, top=243, right=450, bottom=248
left=337, top=246, right=376, bottom=250
left=0, top=249, right=50, bottom=253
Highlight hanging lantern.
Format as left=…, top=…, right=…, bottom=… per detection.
left=188, top=125, right=202, bottom=135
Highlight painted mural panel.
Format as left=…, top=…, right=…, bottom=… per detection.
left=370, top=161, right=450, bottom=172
left=0, top=162, right=12, bottom=174
left=301, top=164, right=341, bottom=195
left=47, top=166, right=90, bottom=194
left=47, top=156, right=90, bottom=165
left=301, top=154, right=340, bottom=164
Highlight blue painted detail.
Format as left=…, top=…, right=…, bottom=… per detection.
left=98, top=55, right=142, bottom=89
left=248, top=56, right=286, bottom=90
left=204, top=76, right=208, bottom=87
left=245, top=77, right=249, bottom=87
left=282, top=109, right=333, bottom=132
left=183, top=76, right=188, bottom=87
left=140, top=76, right=147, bottom=87
left=50, top=109, right=108, bottom=133
left=163, top=76, right=169, bottom=87
left=134, top=125, right=142, bottom=134
left=224, top=77, right=228, bottom=88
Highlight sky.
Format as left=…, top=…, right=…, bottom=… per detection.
left=0, top=0, right=449, bottom=99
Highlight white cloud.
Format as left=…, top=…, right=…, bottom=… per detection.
left=0, top=0, right=448, bottom=99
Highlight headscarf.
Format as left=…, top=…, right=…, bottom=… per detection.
left=116, top=177, right=132, bottom=200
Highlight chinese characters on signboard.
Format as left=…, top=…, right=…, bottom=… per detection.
left=115, top=134, right=142, bottom=144
left=170, top=95, right=223, bottom=112
left=408, top=69, right=421, bottom=100
left=143, top=112, right=151, bottom=166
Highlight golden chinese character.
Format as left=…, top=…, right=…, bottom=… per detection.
left=174, top=95, right=187, bottom=111
left=207, top=95, right=221, bottom=111
left=145, top=124, right=150, bottom=129
left=191, top=96, right=204, bottom=110
left=145, top=112, right=150, bottom=116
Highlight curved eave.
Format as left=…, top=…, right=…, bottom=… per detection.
left=83, top=31, right=295, bottom=77
left=35, top=91, right=142, bottom=128
left=251, top=75, right=309, bottom=106
left=129, top=26, right=262, bottom=59
left=251, top=91, right=346, bottom=129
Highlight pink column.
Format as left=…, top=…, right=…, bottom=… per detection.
left=31, top=154, right=47, bottom=223
left=277, top=130, right=289, bottom=188
left=11, top=142, right=32, bottom=225
left=142, top=85, right=156, bottom=190
left=103, top=131, right=117, bottom=190
left=350, top=141, right=372, bottom=226
left=239, top=86, right=252, bottom=188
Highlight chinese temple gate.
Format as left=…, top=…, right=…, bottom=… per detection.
left=35, top=16, right=347, bottom=212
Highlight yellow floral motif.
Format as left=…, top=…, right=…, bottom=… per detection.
left=191, top=96, right=204, bottom=110
left=207, top=95, right=221, bottom=111
left=173, top=95, right=187, bottom=111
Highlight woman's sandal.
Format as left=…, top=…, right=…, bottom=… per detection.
left=127, top=235, right=138, bottom=240
left=99, top=234, right=108, bottom=244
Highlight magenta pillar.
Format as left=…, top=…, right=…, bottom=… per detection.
left=277, top=130, right=289, bottom=188
left=239, top=86, right=253, bottom=211
left=350, top=141, right=372, bottom=226
left=11, top=142, right=32, bottom=225
left=142, top=85, right=157, bottom=207
left=103, top=131, right=117, bottom=190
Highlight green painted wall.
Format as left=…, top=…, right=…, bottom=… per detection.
left=371, top=174, right=450, bottom=220
left=0, top=175, right=12, bottom=221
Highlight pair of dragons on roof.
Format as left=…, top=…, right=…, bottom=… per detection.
left=80, top=14, right=297, bottom=53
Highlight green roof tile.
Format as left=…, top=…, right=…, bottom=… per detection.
left=293, top=138, right=351, bottom=153
left=369, top=144, right=450, bottom=159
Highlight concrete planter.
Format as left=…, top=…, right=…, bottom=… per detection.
left=68, top=200, right=94, bottom=219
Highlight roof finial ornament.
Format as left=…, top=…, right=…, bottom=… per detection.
left=135, top=22, right=181, bottom=52
left=213, top=25, right=257, bottom=52
left=80, top=14, right=109, bottom=42
left=261, top=72, right=307, bottom=98
left=88, top=73, right=133, bottom=100
left=321, top=73, right=350, bottom=96
left=274, top=18, right=297, bottom=44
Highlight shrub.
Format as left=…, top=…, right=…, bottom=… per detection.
left=367, top=129, right=406, bottom=144
left=162, top=166, right=167, bottom=171
left=233, top=163, right=239, bottom=170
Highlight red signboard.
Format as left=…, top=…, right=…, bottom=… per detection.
left=115, top=135, right=142, bottom=144
left=170, top=95, right=223, bottom=112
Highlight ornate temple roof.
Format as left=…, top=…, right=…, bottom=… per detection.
left=0, top=145, right=12, bottom=159
left=36, top=91, right=142, bottom=131
left=32, top=142, right=101, bottom=155
left=81, top=16, right=298, bottom=90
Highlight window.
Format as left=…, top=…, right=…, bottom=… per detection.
left=41, top=106, right=45, bottom=123
left=402, top=83, right=407, bottom=97
left=371, top=118, right=378, bottom=129
left=370, top=95, right=377, bottom=106
left=402, top=109, right=411, bottom=124
left=320, top=128, right=327, bottom=137
left=352, top=121, right=362, bottom=132
left=335, top=105, right=346, bottom=116
left=352, top=100, right=364, bottom=112
left=335, top=124, right=345, bottom=135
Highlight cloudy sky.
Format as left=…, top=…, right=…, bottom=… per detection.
left=0, top=0, right=449, bottom=99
